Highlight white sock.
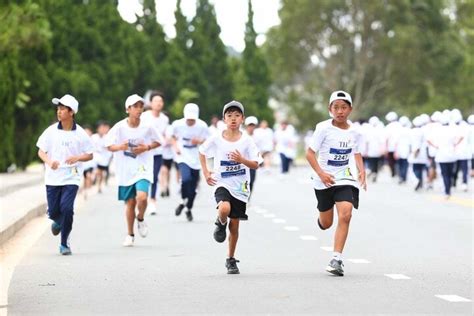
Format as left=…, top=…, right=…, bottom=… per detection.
left=219, top=217, right=227, bottom=225
left=333, top=252, right=343, bottom=261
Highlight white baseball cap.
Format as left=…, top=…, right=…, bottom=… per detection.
left=222, top=100, right=245, bottom=116
left=385, top=111, right=398, bottom=122
left=245, top=116, right=258, bottom=126
left=329, top=90, right=352, bottom=106
left=52, top=94, right=79, bottom=114
left=125, top=94, right=144, bottom=110
left=183, top=103, right=199, bottom=120
left=467, top=114, right=474, bottom=124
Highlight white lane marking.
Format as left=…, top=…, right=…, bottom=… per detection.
left=272, top=218, right=286, bottom=223
left=284, top=226, right=300, bottom=231
left=384, top=274, right=411, bottom=280
left=347, top=259, right=371, bottom=264
left=300, top=235, right=318, bottom=241
left=435, top=295, right=471, bottom=302
left=320, top=246, right=333, bottom=251
left=254, top=208, right=267, bottom=214
left=263, top=213, right=276, bottom=218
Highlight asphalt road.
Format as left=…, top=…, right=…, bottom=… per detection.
left=7, top=166, right=473, bottom=315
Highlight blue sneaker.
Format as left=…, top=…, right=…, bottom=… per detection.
left=51, top=222, right=61, bottom=236
left=59, top=245, right=72, bottom=255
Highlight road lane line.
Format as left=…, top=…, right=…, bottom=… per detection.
left=283, top=226, right=300, bottom=231
left=272, top=218, right=286, bottom=224
left=429, top=195, right=473, bottom=208
left=300, top=235, right=318, bottom=241
left=263, top=213, right=276, bottom=218
left=320, top=246, right=333, bottom=251
left=435, top=295, right=471, bottom=302
left=384, top=274, right=411, bottom=280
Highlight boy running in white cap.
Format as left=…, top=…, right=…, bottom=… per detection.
left=36, top=94, right=94, bottom=255
left=306, top=90, right=366, bottom=276
left=170, top=103, right=209, bottom=221
left=106, top=94, right=161, bottom=246
left=199, top=101, right=260, bottom=274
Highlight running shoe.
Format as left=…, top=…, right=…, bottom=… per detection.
left=137, top=220, right=148, bottom=237
left=326, top=258, right=344, bottom=276
left=123, top=235, right=134, bottom=247
left=59, top=244, right=72, bottom=255
left=225, top=258, right=240, bottom=274
left=213, top=218, right=227, bottom=243
left=51, top=221, right=61, bottom=236
left=175, top=203, right=185, bottom=216
left=148, top=203, right=157, bottom=216
left=185, top=209, right=193, bottom=222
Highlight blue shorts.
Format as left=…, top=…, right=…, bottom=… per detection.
left=118, top=180, right=150, bottom=201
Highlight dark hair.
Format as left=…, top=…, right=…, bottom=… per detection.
left=149, top=90, right=165, bottom=102
left=96, top=120, right=110, bottom=127
left=224, top=106, right=243, bottom=115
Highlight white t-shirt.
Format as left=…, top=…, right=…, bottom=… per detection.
left=199, top=132, right=260, bottom=202
left=254, top=127, right=274, bottom=152
left=429, top=124, right=458, bottom=163
left=141, top=110, right=169, bottom=156
left=105, top=119, right=161, bottom=186
left=309, top=119, right=361, bottom=190
left=171, top=118, right=209, bottom=170
left=161, top=125, right=175, bottom=160
left=453, top=122, right=471, bottom=160
left=365, top=124, right=385, bottom=158
left=408, top=127, right=429, bottom=164
left=395, top=126, right=411, bottom=159
left=274, top=125, right=298, bottom=158
left=91, top=133, right=113, bottom=167
left=36, top=122, right=94, bottom=186
left=385, top=121, right=402, bottom=152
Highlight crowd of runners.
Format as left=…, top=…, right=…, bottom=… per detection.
left=36, top=91, right=472, bottom=276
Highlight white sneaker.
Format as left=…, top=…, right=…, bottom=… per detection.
left=148, top=202, right=157, bottom=215
left=137, top=220, right=148, bottom=238
left=123, top=235, right=134, bottom=247
left=461, top=183, right=468, bottom=192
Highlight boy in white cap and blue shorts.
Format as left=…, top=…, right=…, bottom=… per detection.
left=306, top=90, right=366, bottom=276
left=106, top=94, right=161, bottom=247
left=36, top=94, right=94, bottom=255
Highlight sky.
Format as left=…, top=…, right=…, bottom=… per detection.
left=117, top=0, right=281, bottom=52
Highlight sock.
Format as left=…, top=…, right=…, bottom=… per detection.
left=137, top=217, right=144, bottom=222
left=218, top=217, right=227, bottom=225
left=130, top=234, right=135, bottom=237
left=333, top=252, right=342, bottom=261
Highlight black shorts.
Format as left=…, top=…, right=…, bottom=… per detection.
left=83, top=167, right=94, bottom=177
left=162, top=159, right=173, bottom=169
left=97, top=165, right=109, bottom=172
left=314, top=185, right=359, bottom=212
left=215, top=187, right=248, bottom=220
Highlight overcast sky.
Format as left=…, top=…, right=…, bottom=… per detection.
left=117, top=0, right=281, bottom=52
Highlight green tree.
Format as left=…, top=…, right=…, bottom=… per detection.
left=188, top=0, right=233, bottom=120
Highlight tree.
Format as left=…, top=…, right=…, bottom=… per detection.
left=188, top=0, right=233, bottom=120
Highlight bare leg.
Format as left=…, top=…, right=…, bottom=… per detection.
left=136, top=191, right=148, bottom=220
left=318, top=208, right=334, bottom=230
left=218, top=201, right=231, bottom=223
left=159, top=165, right=169, bottom=195
left=333, top=201, right=353, bottom=253
left=125, top=199, right=137, bottom=235
left=228, top=219, right=240, bottom=258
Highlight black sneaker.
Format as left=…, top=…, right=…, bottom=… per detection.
left=225, top=258, right=240, bottom=274
left=51, top=221, right=61, bottom=236
left=326, top=258, right=344, bottom=276
left=213, top=218, right=227, bottom=243
left=185, top=209, right=193, bottom=221
left=175, top=203, right=185, bottom=216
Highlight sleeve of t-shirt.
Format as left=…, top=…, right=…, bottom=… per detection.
left=81, top=130, right=94, bottom=154
left=148, top=126, right=163, bottom=145
left=353, top=130, right=362, bottom=154
left=199, top=135, right=216, bottom=158
left=246, top=138, right=263, bottom=164
left=104, top=124, right=118, bottom=147
left=309, top=124, right=326, bottom=152
left=36, top=127, right=51, bottom=152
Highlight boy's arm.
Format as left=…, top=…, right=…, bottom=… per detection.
left=354, top=153, right=367, bottom=190
left=228, top=150, right=258, bottom=169
left=305, top=147, right=335, bottom=187
left=38, top=149, right=59, bottom=170
left=65, top=153, right=93, bottom=165
left=199, top=153, right=216, bottom=186
left=107, top=141, right=128, bottom=152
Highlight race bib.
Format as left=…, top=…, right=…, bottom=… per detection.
left=327, top=148, right=352, bottom=167
left=220, top=160, right=246, bottom=178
